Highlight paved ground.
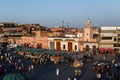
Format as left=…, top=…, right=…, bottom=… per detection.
left=24, top=53, right=117, bottom=80
left=1, top=48, right=119, bottom=80
left=25, top=63, right=75, bottom=80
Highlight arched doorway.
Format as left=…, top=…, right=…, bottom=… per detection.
left=56, top=42, right=61, bottom=51
left=74, top=45, right=77, bottom=52
left=63, top=44, right=66, bottom=50
left=68, top=42, right=72, bottom=52
left=85, top=45, right=90, bottom=52
left=37, top=43, right=42, bottom=48
left=92, top=45, right=97, bottom=54
left=24, top=43, right=29, bottom=47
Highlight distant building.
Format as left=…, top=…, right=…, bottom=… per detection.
left=2, top=23, right=24, bottom=37
left=49, top=27, right=67, bottom=32
left=48, top=19, right=100, bottom=52
left=18, top=36, right=48, bottom=49
left=65, top=34, right=76, bottom=38
left=4, top=20, right=120, bottom=54
left=78, top=19, right=100, bottom=52
left=99, top=26, right=120, bottom=52
left=48, top=37, right=79, bottom=52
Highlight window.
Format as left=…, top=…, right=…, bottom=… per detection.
left=63, top=44, right=65, bottom=49
left=75, top=45, right=77, bottom=50
left=32, top=28, right=35, bottom=30
left=102, top=37, right=112, bottom=40
left=114, top=44, right=120, bottom=47
left=118, top=38, right=120, bottom=42
left=93, top=34, right=99, bottom=39
left=118, top=34, right=120, bottom=37
left=37, top=28, right=39, bottom=31
left=114, top=38, right=117, bottom=41
left=50, top=42, right=54, bottom=50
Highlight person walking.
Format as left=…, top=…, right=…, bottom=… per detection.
left=112, top=59, right=115, bottom=64
left=68, top=77, right=71, bottom=80
left=28, top=66, right=31, bottom=72
left=56, top=68, right=59, bottom=75
left=73, top=77, right=77, bottom=80
left=103, top=55, right=106, bottom=60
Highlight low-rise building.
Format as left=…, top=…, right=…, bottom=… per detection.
left=48, top=19, right=100, bottom=53
left=48, top=37, right=79, bottom=52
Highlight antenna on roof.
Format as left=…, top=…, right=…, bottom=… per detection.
left=62, top=20, right=64, bottom=28
left=67, top=21, right=69, bottom=28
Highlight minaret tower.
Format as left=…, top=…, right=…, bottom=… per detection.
left=86, top=18, right=91, bottom=28
left=84, top=19, right=92, bottom=41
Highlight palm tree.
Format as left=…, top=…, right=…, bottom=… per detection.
left=3, top=73, right=27, bottom=80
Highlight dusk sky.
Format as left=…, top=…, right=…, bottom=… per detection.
left=0, top=0, right=120, bottom=28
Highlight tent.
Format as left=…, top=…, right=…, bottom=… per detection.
left=107, top=48, right=114, bottom=51
left=106, top=48, right=114, bottom=53
left=3, top=73, right=27, bottom=80
left=99, top=48, right=106, bottom=51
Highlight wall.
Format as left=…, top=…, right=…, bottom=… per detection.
left=83, top=43, right=98, bottom=49
left=21, top=36, right=48, bottom=49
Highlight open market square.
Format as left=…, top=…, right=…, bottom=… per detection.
left=0, top=47, right=120, bottom=80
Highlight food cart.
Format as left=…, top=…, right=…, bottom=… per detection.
left=50, top=55, right=64, bottom=64
left=72, top=59, right=83, bottom=68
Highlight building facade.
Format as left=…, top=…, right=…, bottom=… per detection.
left=80, top=19, right=99, bottom=52
left=48, top=19, right=100, bottom=52
left=2, top=20, right=120, bottom=53
left=48, top=37, right=79, bottom=52
left=99, top=26, right=120, bottom=52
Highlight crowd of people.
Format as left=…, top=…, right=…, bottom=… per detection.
left=0, top=49, right=39, bottom=79
left=0, top=48, right=73, bottom=74
left=93, top=61, right=120, bottom=80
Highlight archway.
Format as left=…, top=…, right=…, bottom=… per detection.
left=92, top=45, right=97, bottom=54
left=75, top=45, right=77, bottom=52
left=56, top=42, right=61, bottom=51
left=63, top=44, right=66, bottom=50
left=85, top=45, right=90, bottom=52
left=68, top=42, right=72, bottom=52
left=37, top=43, right=42, bottom=48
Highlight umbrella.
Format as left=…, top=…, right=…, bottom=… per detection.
left=3, top=73, right=27, bottom=80
left=99, top=48, right=106, bottom=51
left=107, top=48, right=114, bottom=53
left=107, top=48, right=114, bottom=51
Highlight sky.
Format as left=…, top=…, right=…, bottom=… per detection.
left=0, top=0, right=120, bottom=28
